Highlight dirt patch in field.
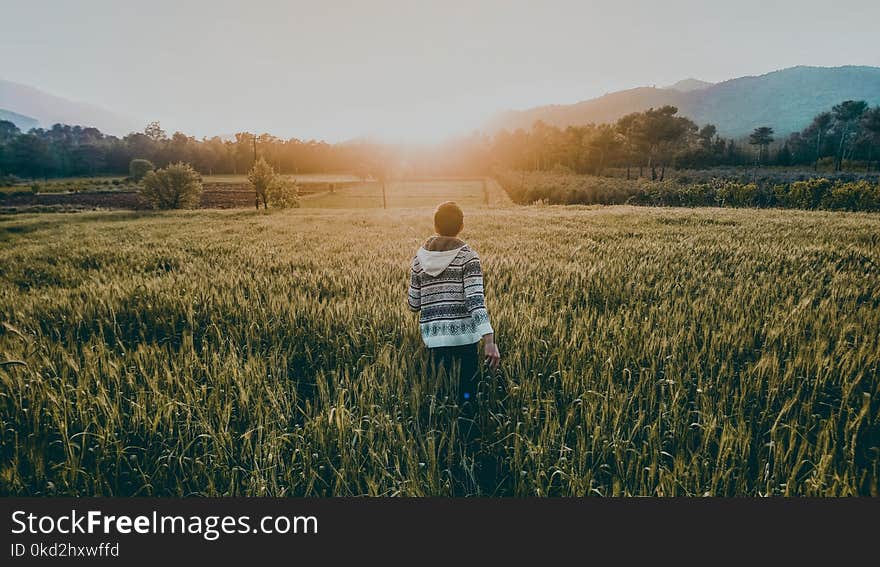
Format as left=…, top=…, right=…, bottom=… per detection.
left=0, top=181, right=360, bottom=212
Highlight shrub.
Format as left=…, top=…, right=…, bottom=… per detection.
left=714, top=180, right=763, bottom=207
left=248, top=157, right=287, bottom=209
left=825, top=180, right=880, bottom=211
left=129, top=159, right=155, bottom=182
left=785, top=178, right=834, bottom=209
left=268, top=180, right=300, bottom=209
left=140, top=162, right=202, bottom=209
left=30, top=183, right=41, bottom=195
left=497, top=170, right=880, bottom=212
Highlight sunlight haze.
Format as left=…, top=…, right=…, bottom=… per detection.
left=2, top=0, right=879, bottom=142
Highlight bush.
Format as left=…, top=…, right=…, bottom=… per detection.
left=825, top=180, right=880, bottom=211
left=784, top=178, right=834, bottom=209
left=495, top=170, right=880, bottom=212
left=129, top=159, right=155, bottom=182
left=30, top=183, right=41, bottom=195
left=714, top=180, right=766, bottom=207
left=248, top=157, right=292, bottom=209
left=140, top=163, right=202, bottom=209
left=268, top=180, right=300, bottom=209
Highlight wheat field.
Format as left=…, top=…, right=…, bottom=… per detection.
left=1, top=192, right=878, bottom=495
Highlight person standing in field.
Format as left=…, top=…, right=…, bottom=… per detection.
left=407, top=201, right=501, bottom=408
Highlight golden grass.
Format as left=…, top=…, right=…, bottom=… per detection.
left=0, top=202, right=877, bottom=496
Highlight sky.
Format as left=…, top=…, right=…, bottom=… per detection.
left=2, top=0, right=879, bottom=142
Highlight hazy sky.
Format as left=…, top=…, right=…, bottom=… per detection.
left=2, top=0, right=879, bottom=142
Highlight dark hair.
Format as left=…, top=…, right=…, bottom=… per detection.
left=433, top=201, right=463, bottom=236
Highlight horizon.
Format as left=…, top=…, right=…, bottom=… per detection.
left=2, top=63, right=877, bottom=145
left=2, top=0, right=880, bottom=143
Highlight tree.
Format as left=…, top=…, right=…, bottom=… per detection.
left=748, top=127, right=774, bottom=164
left=70, top=143, right=105, bottom=175
left=247, top=156, right=281, bottom=210
left=807, top=112, right=832, bottom=170
left=140, top=162, right=202, bottom=209
left=528, top=120, right=552, bottom=170
left=129, top=158, right=155, bottom=181
left=832, top=100, right=868, bottom=171
left=860, top=107, right=880, bottom=171
left=9, top=134, right=52, bottom=178
left=144, top=121, right=167, bottom=143
left=628, top=106, right=696, bottom=180
left=234, top=132, right=256, bottom=174
left=583, top=124, right=620, bottom=175
left=776, top=143, right=792, bottom=166
left=0, top=120, right=20, bottom=144
left=697, top=124, right=717, bottom=150
left=615, top=113, right=643, bottom=178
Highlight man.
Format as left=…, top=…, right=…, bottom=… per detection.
left=407, top=201, right=501, bottom=404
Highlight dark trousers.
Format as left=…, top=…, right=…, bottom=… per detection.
left=429, top=342, right=480, bottom=403
left=430, top=342, right=495, bottom=492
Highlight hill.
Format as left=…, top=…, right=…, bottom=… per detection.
left=486, top=66, right=880, bottom=138
left=0, top=108, right=38, bottom=131
left=665, top=78, right=713, bottom=92
left=0, top=79, right=140, bottom=136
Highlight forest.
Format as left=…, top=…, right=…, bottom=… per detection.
left=1, top=100, right=879, bottom=183
left=490, top=100, right=880, bottom=176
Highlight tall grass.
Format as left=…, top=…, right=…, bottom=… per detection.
left=0, top=205, right=878, bottom=496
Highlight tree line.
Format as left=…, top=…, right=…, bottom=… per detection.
left=1, top=100, right=879, bottom=182
left=487, top=101, right=880, bottom=176
left=0, top=120, right=376, bottom=180
left=783, top=100, right=880, bottom=170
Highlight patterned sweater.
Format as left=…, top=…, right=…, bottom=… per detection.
left=408, top=237, right=494, bottom=348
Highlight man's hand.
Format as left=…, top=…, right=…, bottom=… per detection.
left=483, top=334, right=501, bottom=371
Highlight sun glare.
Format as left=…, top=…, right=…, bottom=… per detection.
left=361, top=106, right=481, bottom=144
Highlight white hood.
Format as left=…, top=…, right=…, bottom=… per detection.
left=416, top=245, right=465, bottom=276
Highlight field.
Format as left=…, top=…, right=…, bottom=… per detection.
left=0, top=174, right=363, bottom=194
left=203, top=173, right=363, bottom=184
left=300, top=178, right=505, bottom=208
left=0, top=177, right=506, bottom=213
left=0, top=177, right=135, bottom=196
left=0, top=181, right=878, bottom=496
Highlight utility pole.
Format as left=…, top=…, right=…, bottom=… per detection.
left=252, top=132, right=259, bottom=210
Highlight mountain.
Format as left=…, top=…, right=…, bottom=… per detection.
left=665, top=78, right=713, bottom=92
left=486, top=66, right=880, bottom=138
left=0, top=79, right=140, bottom=136
left=0, top=108, right=38, bottom=131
